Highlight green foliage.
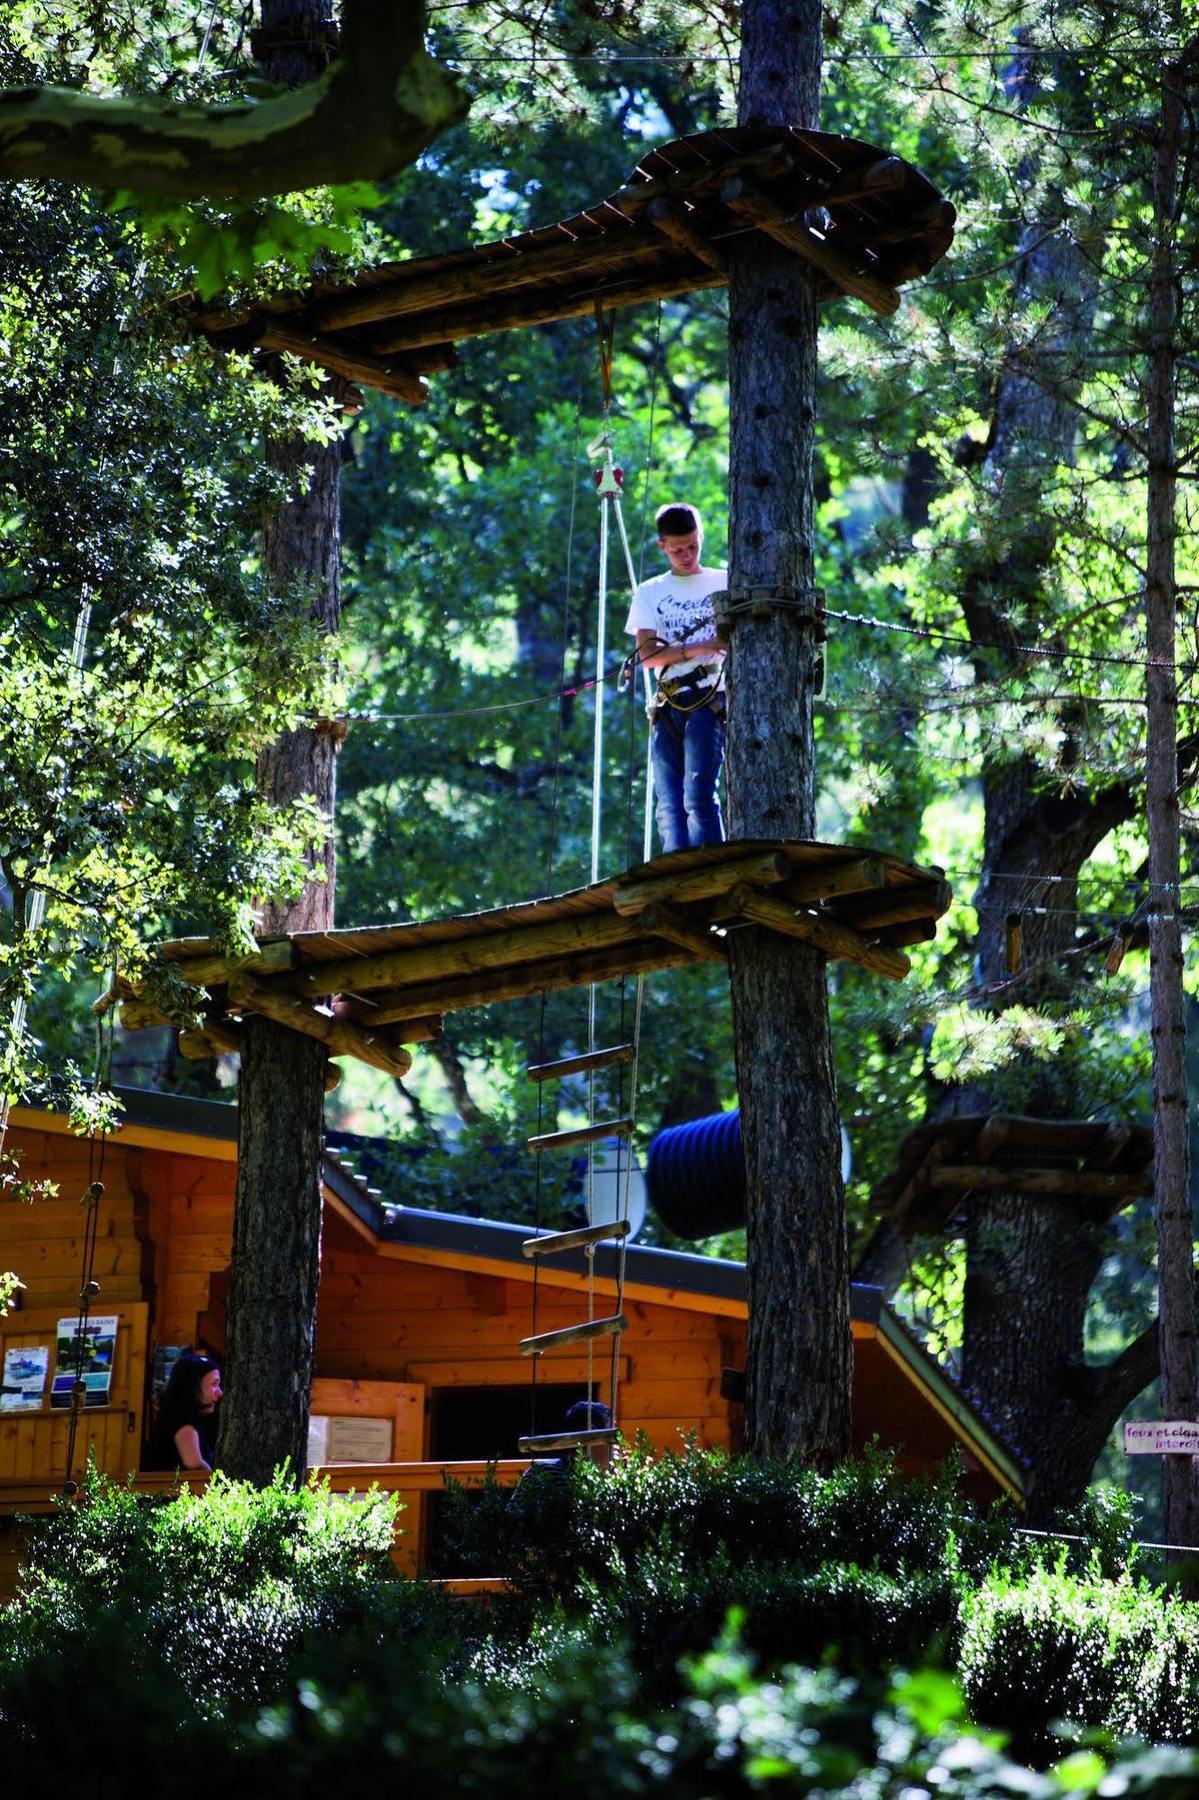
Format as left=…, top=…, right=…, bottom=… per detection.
left=4, top=1467, right=1199, bottom=1796
left=111, top=182, right=387, bottom=301
left=4, top=1467, right=406, bottom=1710
left=959, top=1553, right=1199, bottom=1755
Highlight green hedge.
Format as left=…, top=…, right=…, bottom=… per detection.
left=1, top=1468, right=459, bottom=1714
left=4, top=1456, right=1196, bottom=1789
left=438, top=1444, right=1135, bottom=1595
left=959, top=1556, right=1199, bottom=1755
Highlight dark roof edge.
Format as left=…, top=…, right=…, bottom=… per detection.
left=876, top=1302, right=1028, bottom=1497
left=19, top=1087, right=885, bottom=1312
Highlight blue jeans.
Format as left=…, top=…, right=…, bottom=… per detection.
left=651, top=701, right=726, bottom=854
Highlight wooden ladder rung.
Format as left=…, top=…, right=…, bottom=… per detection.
left=519, top=1314, right=627, bottom=1356
left=526, top=1044, right=635, bottom=1083
left=518, top=1427, right=620, bottom=1455
left=527, top=1118, right=633, bottom=1154
left=522, top=1220, right=631, bottom=1259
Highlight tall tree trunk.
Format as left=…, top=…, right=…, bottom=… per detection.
left=726, top=0, right=851, bottom=1463
left=1146, top=52, right=1198, bottom=1552
left=218, top=0, right=344, bottom=1485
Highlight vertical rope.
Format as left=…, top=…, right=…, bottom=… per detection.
left=62, top=1003, right=116, bottom=1495
left=527, top=321, right=589, bottom=1443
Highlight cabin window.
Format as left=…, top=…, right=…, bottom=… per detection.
left=426, top=1382, right=594, bottom=1570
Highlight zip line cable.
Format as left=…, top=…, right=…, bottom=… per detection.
left=347, top=597, right=1195, bottom=730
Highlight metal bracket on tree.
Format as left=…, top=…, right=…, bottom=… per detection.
left=712, top=584, right=826, bottom=640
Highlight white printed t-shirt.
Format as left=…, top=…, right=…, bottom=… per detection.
left=624, top=567, right=728, bottom=699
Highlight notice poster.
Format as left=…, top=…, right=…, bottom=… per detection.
left=51, top=1315, right=119, bottom=1410
left=0, top=1345, right=49, bottom=1412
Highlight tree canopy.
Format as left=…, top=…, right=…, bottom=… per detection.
left=1, top=0, right=1197, bottom=1513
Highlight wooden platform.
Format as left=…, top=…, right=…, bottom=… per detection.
left=191, top=127, right=956, bottom=404
left=872, top=1113, right=1155, bottom=1236
left=113, top=841, right=950, bottom=1077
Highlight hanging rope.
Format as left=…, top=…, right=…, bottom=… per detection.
left=524, top=308, right=650, bottom=1443
left=62, top=1005, right=117, bottom=1496
left=593, top=302, right=617, bottom=413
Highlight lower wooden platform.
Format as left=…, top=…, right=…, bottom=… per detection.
left=111, top=840, right=951, bottom=1076
left=873, top=1113, right=1155, bottom=1236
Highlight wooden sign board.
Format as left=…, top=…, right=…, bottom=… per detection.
left=1124, top=1420, right=1199, bottom=1456
left=309, top=1413, right=394, bottom=1465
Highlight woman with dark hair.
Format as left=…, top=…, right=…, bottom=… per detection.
left=144, top=1354, right=222, bottom=1471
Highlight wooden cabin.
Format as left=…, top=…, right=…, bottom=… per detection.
left=0, top=1087, right=1024, bottom=1590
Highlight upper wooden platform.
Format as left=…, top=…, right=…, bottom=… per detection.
left=873, top=1113, right=1155, bottom=1237
left=191, top=127, right=956, bottom=404
left=114, top=840, right=950, bottom=1077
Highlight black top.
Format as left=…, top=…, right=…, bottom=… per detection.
left=144, top=1400, right=218, bottom=1472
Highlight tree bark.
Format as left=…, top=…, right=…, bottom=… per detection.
left=962, top=1192, right=1110, bottom=1522
left=726, top=0, right=851, bottom=1464
left=218, top=0, right=344, bottom=1486
left=1146, top=53, right=1199, bottom=1553
left=0, top=0, right=465, bottom=196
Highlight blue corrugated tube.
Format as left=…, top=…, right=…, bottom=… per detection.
left=646, top=1109, right=745, bottom=1240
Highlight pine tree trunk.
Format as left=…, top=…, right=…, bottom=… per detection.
left=218, top=0, right=344, bottom=1485
left=1146, top=54, right=1198, bottom=1552
left=726, top=0, right=851, bottom=1464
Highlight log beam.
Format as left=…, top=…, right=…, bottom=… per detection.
left=335, top=1002, right=444, bottom=1044
left=227, top=974, right=413, bottom=1077
left=873, top=918, right=938, bottom=949
left=359, top=939, right=697, bottom=1022
left=783, top=855, right=887, bottom=905
left=256, top=323, right=429, bottom=406
left=366, top=263, right=726, bottom=355
left=119, top=999, right=175, bottom=1031
left=721, top=177, right=901, bottom=315
left=647, top=198, right=727, bottom=272
left=642, top=903, right=728, bottom=963
left=178, top=1021, right=243, bottom=1059
left=831, top=878, right=952, bottom=930
left=171, top=938, right=296, bottom=988
left=612, top=849, right=789, bottom=916
left=308, top=229, right=656, bottom=333
left=286, top=911, right=647, bottom=1000
left=726, top=885, right=911, bottom=979
left=930, top=1165, right=1152, bottom=1199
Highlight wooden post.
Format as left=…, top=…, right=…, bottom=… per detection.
left=219, top=0, right=345, bottom=1489
left=1147, top=51, right=1199, bottom=1557
left=725, top=0, right=852, bottom=1465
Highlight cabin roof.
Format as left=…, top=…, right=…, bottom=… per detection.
left=189, top=127, right=956, bottom=404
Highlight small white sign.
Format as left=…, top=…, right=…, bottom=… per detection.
left=1124, top=1420, right=1199, bottom=1456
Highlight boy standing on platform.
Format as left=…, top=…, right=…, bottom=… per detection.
left=625, top=503, right=727, bottom=855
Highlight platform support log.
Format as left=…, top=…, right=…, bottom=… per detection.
left=724, top=0, right=852, bottom=1466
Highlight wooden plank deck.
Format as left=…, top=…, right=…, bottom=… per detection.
left=872, top=1113, right=1155, bottom=1235
left=113, top=840, right=951, bottom=1076
left=190, top=127, right=955, bottom=404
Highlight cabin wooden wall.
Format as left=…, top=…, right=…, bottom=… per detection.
left=0, top=1127, right=150, bottom=1480
left=1, top=1124, right=745, bottom=1477
left=317, top=1242, right=744, bottom=1457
